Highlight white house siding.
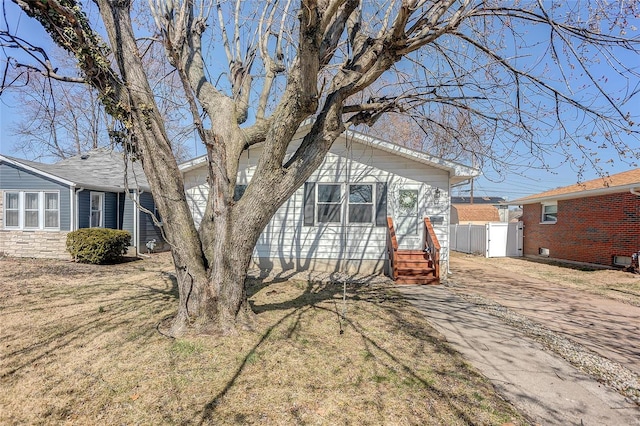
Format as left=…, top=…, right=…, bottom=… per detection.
left=183, top=136, right=452, bottom=275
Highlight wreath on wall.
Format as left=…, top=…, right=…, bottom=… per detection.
left=398, top=190, right=418, bottom=209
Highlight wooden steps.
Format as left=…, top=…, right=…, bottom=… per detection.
left=387, top=217, right=441, bottom=286
left=394, top=250, right=439, bottom=285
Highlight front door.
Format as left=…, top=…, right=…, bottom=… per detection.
left=394, top=185, right=422, bottom=249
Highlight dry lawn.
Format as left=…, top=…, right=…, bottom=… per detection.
left=454, top=253, right=640, bottom=307
left=0, top=253, right=527, bottom=425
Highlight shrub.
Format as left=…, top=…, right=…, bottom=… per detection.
left=66, top=228, right=131, bottom=264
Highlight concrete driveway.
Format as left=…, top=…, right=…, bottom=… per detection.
left=448, top=254, right=640, bottom=376
left=397, top=253, right=640, bottom=425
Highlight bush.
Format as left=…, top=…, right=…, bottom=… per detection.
left=66, top=228, right=131, bottom=264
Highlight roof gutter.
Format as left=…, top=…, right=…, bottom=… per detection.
left=451, top=178, right=472, bottom=188
left=510, top=183, right=640, bottom=205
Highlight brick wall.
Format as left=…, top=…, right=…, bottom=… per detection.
left=522, top=191, right=640, bottom=266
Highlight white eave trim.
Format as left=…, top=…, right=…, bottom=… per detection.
left=177, top=126, right=480, bottom=180
left=178, top=155, right=208, bottom=172
left=509, top=183, right=640, bottom=205
left=342, top=130, right=479, bottom=178
left=1, top=154, right=76, bottom=187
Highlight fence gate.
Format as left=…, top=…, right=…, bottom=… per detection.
left=450, top=222, right=523, bottom=257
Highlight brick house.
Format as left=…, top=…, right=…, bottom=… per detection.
left=510, top=169, right=640, bottom=267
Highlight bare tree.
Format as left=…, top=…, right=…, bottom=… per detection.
left=1, top=16, right=192, bottom=161
left=6, top=71, right=112, bottom=160
left=3, top=0, right=639, bottom=335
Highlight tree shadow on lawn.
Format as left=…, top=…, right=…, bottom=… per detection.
left=0, top=266, right=179, bottom=381
left=197, top=274, right=488, bottom=425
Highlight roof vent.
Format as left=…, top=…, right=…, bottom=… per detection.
left=80, top=154, right=90, bottom=160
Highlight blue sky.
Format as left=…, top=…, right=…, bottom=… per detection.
left=1, top=2, right=639, bottom=201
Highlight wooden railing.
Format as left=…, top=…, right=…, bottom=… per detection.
left=387, top=217, right=399, bottom=280
left=423, top=217, right=441, bottom=281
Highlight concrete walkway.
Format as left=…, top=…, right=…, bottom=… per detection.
left=449, top=255, right=640, bottom=376
left=398, top=282, right=640, bottom=425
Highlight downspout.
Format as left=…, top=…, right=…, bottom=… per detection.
left=447, top=176, right=453, bottom=275
left=133, top=190, right=140, bottom=254
left=117, top=192, right=120, bottom=230
left=69, top=185, right=75, bottom=231
left=632, top=188, right=640, bottom=272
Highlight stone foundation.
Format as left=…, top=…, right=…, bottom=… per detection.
left=0, top=230, right=71, bottom=260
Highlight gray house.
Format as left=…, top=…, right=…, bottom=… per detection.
left=0, top=148, right=165, bottom=259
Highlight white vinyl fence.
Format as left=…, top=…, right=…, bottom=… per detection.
left=450, top=222, right=523, bottom=258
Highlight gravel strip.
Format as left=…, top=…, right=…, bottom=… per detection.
left=445, top=282, right=640, bottom=406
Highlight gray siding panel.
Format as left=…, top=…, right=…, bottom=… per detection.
left=104, top=192, right=118, bottom=229
left=77, top=191, right=90, bottom=229
left=138, top=192, right=164, bottom=249
left=0, top=162, right=72, bottom=231
left=122, top=192, right=135, bottom=235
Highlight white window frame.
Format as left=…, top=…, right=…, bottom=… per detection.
left=23, top=192, right=40, bottom=229
left=316, top=183, right=342, bottom=224
left=44, top=192, right=60, bottom=229
left=314, top=183, right=376, bottom=226
left=2, top=191, right=60, bottom=230
left=347, top=183, right=374, bottom=224
left=4, top=192, right=20, bottom=229
left=541, top=202, right=557, bottom=223
left=90, top=192, right=105, bottom=228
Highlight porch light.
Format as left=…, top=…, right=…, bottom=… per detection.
left=434, top=188, right=441, bottom=204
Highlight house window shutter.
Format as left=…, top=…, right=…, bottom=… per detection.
left=303, top=182, right=315, bottom=226
left=375, top=182, right=387, bottom=227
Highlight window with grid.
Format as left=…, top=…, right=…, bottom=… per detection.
left=3, top=191, right=60, bottom=230
left=44, top=193, right=59, bottom=228
left=90, top=192, right=104, bottom=228
left=4, top=192, right=19, bottom=228
left=348, top=184, right=373, bottom=223
left=317, top=184, right=342, bottom=223
left=24, top=192, right=40, bottom=228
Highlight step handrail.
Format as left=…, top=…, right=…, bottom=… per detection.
left=387, top=217, right=399, bottom=280
left=423, top=217, right=441, bottom=281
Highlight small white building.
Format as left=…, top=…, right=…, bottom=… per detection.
left=179, top=125, right=477, bottom=276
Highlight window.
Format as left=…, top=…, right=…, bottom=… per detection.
left=541, top=202, right=557, bottom=223
left=5, top=192, right=19, bottom=228
left=90, top=192, right=104, bottom=228
left=303, top=182, right=387, bottom=227
left=24, top=192, right=39, bottom=228
left=348, top=184, right=373, bottom=223
left=3, top=191, right=59, bottom=230
left=44, top=193, right=59, bottom=228
left=317, top=184, right=341, bottom=223
left=613, top=255, right=631, bottom=267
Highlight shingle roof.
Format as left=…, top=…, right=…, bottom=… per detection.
left=452, top=204, right=501, bottom=222
left=179, top=125, right=480, bottom=184
left=510, top=168, right=640, bottom=204
left=451, top=196, right=506, bottom=204
left=2, top=148, right=150, bottom=191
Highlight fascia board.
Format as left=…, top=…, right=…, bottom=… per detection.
left=1, top=155, right=76, bottom=187
left=509, top=184, right=640, bottom=205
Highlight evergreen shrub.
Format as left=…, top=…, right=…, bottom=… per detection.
left=66, top=228, right=131, bottom=264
